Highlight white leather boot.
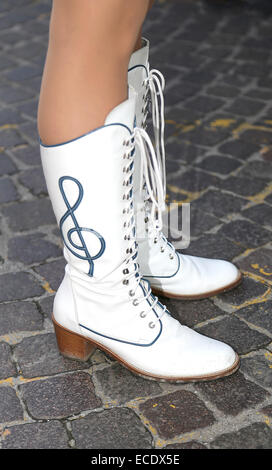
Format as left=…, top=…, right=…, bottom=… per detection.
left=128, top=39, right=242, bottom=299
left=40, top=91, right=239, bottom=382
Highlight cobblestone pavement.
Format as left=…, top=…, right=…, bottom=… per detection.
left=0, top=0, right=272, bottom=450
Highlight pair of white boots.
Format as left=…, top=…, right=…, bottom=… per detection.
left=40, top=39, right=241, bottom=382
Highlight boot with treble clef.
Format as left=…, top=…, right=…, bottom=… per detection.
left=40, top=87, right=239, bottom=382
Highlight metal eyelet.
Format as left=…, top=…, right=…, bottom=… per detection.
left=169, top=254, right=174, bottom=259
left=123, top=279, right=129, bottom=285
left=133, top=299, right=139, bottom=306
left=149, top=322, right=155, bottom=329
left=154, top=238, right=158, bottom=244
left=129, top=290, right=135, bottom=297
left=140, top=311, right=147, bottom=318
left=123, top=268, right=129, bottom=275
left=160, top=247, right=165, bottom=253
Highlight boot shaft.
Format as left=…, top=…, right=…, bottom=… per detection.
left=41, top=94, right=137, bottom=282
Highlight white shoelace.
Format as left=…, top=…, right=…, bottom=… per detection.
left=143, top=69, right=166, bottom=201
left=141, top=69, right=176, bottom=256
left=122, top=130, right=167, bottom=326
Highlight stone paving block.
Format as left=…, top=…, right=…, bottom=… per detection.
left=235, top=48, right=269, bottom=62
left=8, top=233, right=61, bottom=265
left=19, top=120, right=39, bottom=142
left=5, top=65, right=41, bottom=82
left=195, top=371, right=268, bottom=416
left=261, top=405, right=272, bottom=417
left=237, top=246, right=272, bottom=281
left=0, top=128, right=26, bottom=148
left=165, top=82, right=200, bottom=106
left=72, top=408, right=152, bottom=449
left=94, top=363, right=161, bottom=405
left=240, top=129, right=272, bottom=145
left=0, top=301, right=43, bottom=335
left=194, top=189, right=245, bottom=218
left=184, top=127, right=229, bottom=147
left=2, top=198, right=55, bottom=231
left=186, top=96, right=225, bottom=114
left=15, top=333, right=88, bottom=378
left=242, top=203, right=272, bottom=228
left=16, top=99, right=39, bottom=120
left=0, top=177, right=19, bottom=203
left=218, top=276, right=268, bottom=306
left=0, top=272, right=43, bottom=302
left=0, top=342, right=16, bottom=379
left=187, top=206, right=219, bottom=237
left=196, top=155, right=241, bottom=175
left=197, top=316, right=270, bottom=355
left=0, top=84, right=34, bottom=104
left=221, top=175, right=267, bottom=197
left=0, top=152, right=17, bottom=175
left=225, top=97, right=265, bottom=116
left=38, top=295, right=54, bottom=319
left=171, top=169, right=220, bottom=193
left=238, top=161, right=272, bottom=180
left=18, top=168, right=47, bottom=196
left=162, top=298, right=224, bottom=328
left=139, top=390, right=215, bottom=440
left=13, top=42, right=46, bottom=61
left=165, top=441, right=207, bottom=449
left=237, top=301, right=272, bottom=333
left=211, top=423, right=272, bottom=449
left=1, top=421, right=69, bottom=449
left=20, top=372, right=101, bottom=419
left=0, top=108, right=24, bottom=126
left=246, top=89, right=272, bottom=101
left=218, top=219, right=272, bottom=248
left=34, top=258, right=65, bottom=292
left=185, top=233, right=244, bottom=260
left=0, top=387, right=23, bottom=423
left=240, top=354, right=272, bottom=388
left=165, top=140, right=205, bottom=164
left=10, top=144, right=40, bottom=166
left=219, top=139, right=259, bottom=159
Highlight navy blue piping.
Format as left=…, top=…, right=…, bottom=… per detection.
left=40, top=122, right=132, bottom=149
left=143, top=250, right=180, bottom=279
left=128, top=64, right=148, bottom=77
left=79, top=280, right=163, bottom=347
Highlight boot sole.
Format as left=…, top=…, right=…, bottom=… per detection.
left=52, top=315, right=240, bottom=383
left=150, top=271, right=243, bottom=300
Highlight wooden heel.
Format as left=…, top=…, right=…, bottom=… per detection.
left=53, top=317, right=96, bottom=361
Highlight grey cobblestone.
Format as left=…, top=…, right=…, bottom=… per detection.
left=0, top=387, right=23, bottom=423
left=0, top=342, right=16, bottom=379
left=1, top=421, right=69, bottom=449
left=195, top=371, right=269, bottom=416
left=210, top=423, right=272, bottom=449
left=0, top=272, right=43, bottom=302
left=0, top=0, right=272, bottom=450
left=20, top=372, right=102, bottom=419
left=197, top=316, right=271, bottom=355
left=0, top=301, right=43, bottom=335
left=71, top=408, right=152, bottom=449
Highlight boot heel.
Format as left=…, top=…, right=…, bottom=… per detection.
left=53, top=319, right=96, bottom=361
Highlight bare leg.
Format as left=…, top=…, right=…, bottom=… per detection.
left=38, top=0, right=150, bottom=146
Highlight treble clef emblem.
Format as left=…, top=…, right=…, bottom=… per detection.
left=59, top=176, right=105, bottom=277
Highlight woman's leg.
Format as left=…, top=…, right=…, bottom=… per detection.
left=38, top=0, right=150, bottom=146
